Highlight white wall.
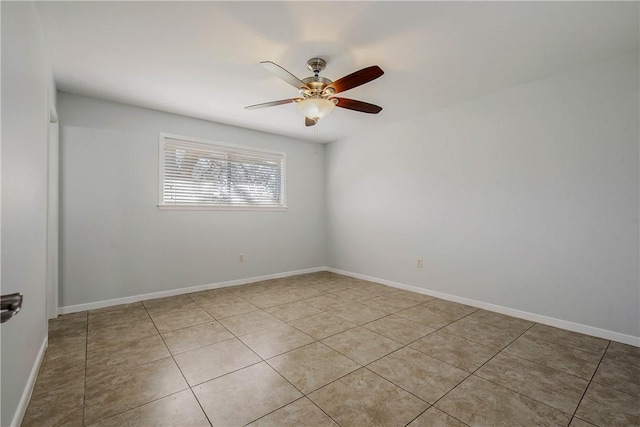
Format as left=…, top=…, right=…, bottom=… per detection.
left=326, top=52, right=639, bottom=340
left=1, top=2, right=54, bottom=425
left=58, top=93, right=325, bottom=308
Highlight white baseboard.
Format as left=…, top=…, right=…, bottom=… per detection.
left=326, top=267, right=640, bottom=347
left=11, top=335, right=48, bottom=427
left=58, top=266, right=326, bottom=314
left=57, top=265, right=639, bottom=347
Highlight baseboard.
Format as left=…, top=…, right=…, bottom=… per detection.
left=57, top=265, right=639, bottom=347
left=326, top=267, right=640, bottom=347
left=11, top=335, right=48, bottom=427
left=58, top=266, right=326, bottom=314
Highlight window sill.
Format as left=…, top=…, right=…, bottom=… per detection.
left=157, top=204, right=287, bottom=211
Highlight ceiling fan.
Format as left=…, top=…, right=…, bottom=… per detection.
left=245, top=58, right=384, bottom=127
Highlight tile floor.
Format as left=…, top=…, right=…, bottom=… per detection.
left=23, top=272, right=640, bottom=426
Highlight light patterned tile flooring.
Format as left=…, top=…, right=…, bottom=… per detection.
left=23, top=272, right=640, bottom=427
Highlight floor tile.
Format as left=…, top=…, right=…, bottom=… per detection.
left=363, top=315, right=436, bottom=345
left=575, top=382, right=640, bottom=427
left=161, top=320, right=234, bottom=354
left=269, top=342, right=360, bottom=394
left=369, top=347, right=469, bottom=403
left=87, top=317, right=158, bottom=351
left=362, top=291, right=434, bottom=313
left=303, top=294, right=352, bottom=311
left=309, top=281, right=353, bottom=294
left=326, top=302, right=389, bottom=325
left=247, top=397, right=338, bottom=427
left=309, top=368, right=429, bottom=427
left=504, top=334, right=602, bottom=379
left=396, top=304, right=469, bottom=329
left=408, top=407, right=468, bottom=427
left=605, top=341, right=640, bottom=367
left=225, top=284, right=273, bottom=299
left=330, top=287, right=390, bottom=302
left=143, top=295, right=199, bottom=317
left=569, top=418, right=598, bottom=427
left=150, top=306, right=214, bottom=333
left=465, top=309, right=534, bottom=333
left=287, top=287, right=324, bottom=301
left=86, top=333, right=170, bottom=380
left=525, top=324, right=608, bottom=354
left=193, top=362, right=302, bottom=426
left=239, top=324, right=315, bottom=359
left=360, top=282, right=398, bottom=295
left=187, top=288, right=234, bottom=305
left=48, top=315, right=87, bottom=339
left=410, top=331, right=499, bottom=372
left=218, top=310, right=285, bottom=336
left=424, top=299, right=478, bottom=317
left=43, top=332, right=86, bottom=362
left=88, top=302, right=142, bottom=314
left=265, top=300, right=323, bottom=322
left=592, top=356, right=640, bottom=397
left=174, top=338, right=260, bottom=386
left=50, top=311, right=87, bottom=322
left=25, top=273, right=639, bottom=427
left=441, top=317, right=522, bottom=350
left=322, top=327, right=403, bottom=365
left=34, top=350, right=86, bottom=393
left=245, top=290, right=307, bottom=308
left=84, top=357, right=188, bottom=425
left=200, top=298, right=259, bottom=319
left=435, top=375, right=571, bottom=427
left=289, top=312, right=357, bottom=340
left=23, top=380, right=84, bottom=427
left=88, top=305, right=150, bottom=330
left=86, top=390, right=209, bottom=427
left=476, top=352, right=589, bottom=414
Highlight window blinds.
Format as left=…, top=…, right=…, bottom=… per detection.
left=160, top=136, right=285, bottom=208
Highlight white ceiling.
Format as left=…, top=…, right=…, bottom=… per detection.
left=37, top=1, right=639, bottom=143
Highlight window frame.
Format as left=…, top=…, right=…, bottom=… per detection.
left=158, top=132, right=287, bottom=211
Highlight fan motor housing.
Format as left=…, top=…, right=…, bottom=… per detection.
left=302, top=76, right=332, bottom=88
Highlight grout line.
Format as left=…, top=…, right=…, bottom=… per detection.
left=484, top=345, right=598, bottom=383
left=422, top=321, right=536, bottom=422
left=83, top=308, right=203, bottom=425
left=81, top=315, right=88, bottom=426
left=145, top=303, right=215, bottom=427
left=520, top=330, right=609, bottom=356
left=569, top=340, right=611, bottom=426
left=189, top=286, right=345, bottom=427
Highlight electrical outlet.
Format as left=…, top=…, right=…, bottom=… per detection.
left=417, top=258, right=423, bottom=268
left=238, top=254, right=244, bottom=262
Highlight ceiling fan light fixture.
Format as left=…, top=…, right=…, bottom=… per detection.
left=296, top=98, right=336, bottom=120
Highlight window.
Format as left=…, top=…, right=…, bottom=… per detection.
left=159, top=133, right=286, bottom=209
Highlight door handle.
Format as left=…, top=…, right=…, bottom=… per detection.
left=1, top=293, right=23, bottom=323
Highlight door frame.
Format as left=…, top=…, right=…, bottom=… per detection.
left=46, top=106, right=59, bottom=319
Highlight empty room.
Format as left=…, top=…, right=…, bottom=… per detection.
left=1, top=1, right=639, bottom=426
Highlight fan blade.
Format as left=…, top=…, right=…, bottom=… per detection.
left=261, top=61, right=310, bottom=90
left=305, top=117, right=317, bottom=127
left=326, top=66, right=384, bottom=94
left=245, top=98, right=302, bottom=110
left=333, top=98, right=383, bottom=114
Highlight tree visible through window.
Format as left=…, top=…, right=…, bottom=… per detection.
left=159, top=134, right=285, bottom=208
